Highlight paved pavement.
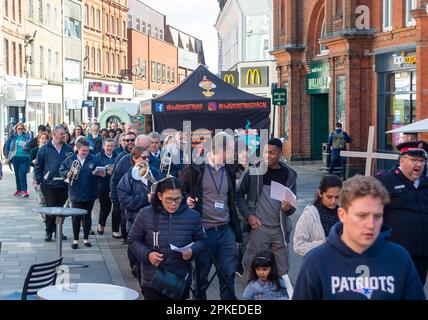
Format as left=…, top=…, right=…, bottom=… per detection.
left=1, top=161, right=426, bottom=299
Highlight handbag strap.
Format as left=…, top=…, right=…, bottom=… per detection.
left=152, top=211, right=160, bottom=249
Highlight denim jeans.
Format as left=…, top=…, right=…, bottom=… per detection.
left=11, top=156, right=29, bottom=191
left=329, top=150, right=346, bottom=178
left=193, top=224, right=238, bottom=300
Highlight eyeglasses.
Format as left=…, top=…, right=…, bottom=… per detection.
left=125, top=139, right=135, bottom=142
left=165, top=197, right=183, bottom=204
left=54, top=124, right=65, bottom=130
left=138, top=155, right=149, bottom=160
left=403, top=156, right=427, bottom=165
left=17, top=127, right=24, bottom=131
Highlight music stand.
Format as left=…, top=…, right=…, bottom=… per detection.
left=33, top=207, right=89, bottom=269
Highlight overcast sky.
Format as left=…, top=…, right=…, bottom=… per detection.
left=141, top=0, right=220, bottom=74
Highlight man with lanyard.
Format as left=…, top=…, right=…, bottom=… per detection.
left=180, top=132, right=242, bottom=300
left=376, top=140, right=428, bottom=286
left=34, top=124, right=74, bottom=241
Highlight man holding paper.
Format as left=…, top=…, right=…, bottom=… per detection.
left=236, top=138, right=297, bottom=280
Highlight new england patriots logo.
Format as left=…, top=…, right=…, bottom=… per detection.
left=353, top=287, right=373, bottom=299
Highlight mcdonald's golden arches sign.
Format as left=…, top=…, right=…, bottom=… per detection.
left=240, top=67, right=269, bottom=88
left=221, top=71, right=239, bottom=87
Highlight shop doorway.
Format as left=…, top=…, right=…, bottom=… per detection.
left=310, top=94, right=329, bottom=160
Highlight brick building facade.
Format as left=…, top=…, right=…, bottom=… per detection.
left=272, top=0, right=428, bottom=170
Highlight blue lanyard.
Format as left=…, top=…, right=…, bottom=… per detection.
left=207, top=165, right=224, bottom=195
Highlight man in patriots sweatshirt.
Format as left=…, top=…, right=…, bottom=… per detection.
left=293, top=175, right=425, bottom=300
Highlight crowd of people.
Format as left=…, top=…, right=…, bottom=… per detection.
left=1, top=119, right=428, bottom=300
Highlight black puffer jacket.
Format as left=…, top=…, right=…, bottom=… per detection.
left=128, top=203, right=207, bottom=288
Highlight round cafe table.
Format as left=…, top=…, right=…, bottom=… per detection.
left=37, top=283, right=140, bottom=300
left=33, top=207, right=87, bottom=258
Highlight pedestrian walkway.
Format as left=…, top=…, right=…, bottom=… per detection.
left=1, top=162, right=425, bottom=299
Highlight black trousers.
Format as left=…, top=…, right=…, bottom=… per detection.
left=40, top=185, right=68, bottom=235
left=71, top=200, right=95, bottom=240
left=411, top=256, right=428, bottom=286
left=98, top=190, right=114, bottom=227
left=111, top=201, right=123, bottom=233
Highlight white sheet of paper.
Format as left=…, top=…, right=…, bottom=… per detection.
left=270, top=181, right=297, bottom=208
left=94, top=166, right=106, bottom=172
left=170, top=242, right=194, bottom=253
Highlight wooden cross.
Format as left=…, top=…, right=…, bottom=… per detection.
left=340, top=126, right=399, bottom=176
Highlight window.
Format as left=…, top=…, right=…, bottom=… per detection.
left=105, top=51, right=109, bottom=74
left=116, top=54, right=120, bottom=75
left=105, top=13, right=108, bottom=32
left=406, top=0, right=416, bottom=27
left=385, top=71, right=416, bottom=149
left=18, top=0, right=22, bottom=23
left=38, top=0, right=43, bottom=23
left=157, top=63, right=161, bottom=82
left=54, top=7, right=59, bottom=31
left=142, top=60, right=146, bottom=79
left=91, top=7, right=95, bottom=27
left=155, top=27, right=158, bottom=38
left=91, top=47, right=95, bottom=71
left=319, top=19, right=328, bottom=54
left=122, top=55, right=126, bottom=72
left=162, top=64, right=165, bottom=83
left=39, top=46, right=44, bottom=79
left=47, top=49, right=51, bottom=79
left=167, top=66, right=170, bottom=83
left=4, top=0, right=8, bottom=17
left=111, top=16, right=114, bottom=34
left=148, top=24, right=151, bottom=35
left=4, top=40, right=9, bottom=75
left=171, top=67, right=175, bottom=83
left=97, top=49, right=101, bottom=72
left=46, top=3, right=51, bottom=28
left=142, top=21, right=146, bottom=33
left=96, top=9, right=100, bottom=30
left=28, top=0, right=33, bottom=18
left=64, top=59, right=81, bottom=82
left=85, top=46, right=89, bottom=70
left=136, top=18, right=140, bottom=31
left=64, top=16, right=82, bottom=39
left=136, top=57, right=140, bottom=66
left=30, top=41, right=34, bottom=76
left=151, top=61, right=155, bottom=82
left=55, top=51, right=59, bottom=79
left=19, top=44, right=23, bottom=76
left=123, top=21, right=126, bottom=38
left=11, top=42, right=16, bottom=75
left=111, top=52, right=115, bottom=75
left=127, top=14, right=132, bottom=28
left=336, top=75, right=346, bottom=125
left=335, top=0, right=343, bottom=17
left=160, top=29, right=163, bottom=40
left=245, top=15, right=269, bottom=60
left=116, top=18, right=119, bottom=36
left=10, top=0, right=15, bottom=20
left=84, top=4, right=88, bottom=25
left=383, top=0, right=392, bottom=31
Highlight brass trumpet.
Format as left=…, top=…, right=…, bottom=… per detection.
left=131, top=162, right=158, bottom=192
left=160, top=151, right=172, bottom=177
left=65, top=160, right=81, bottom=186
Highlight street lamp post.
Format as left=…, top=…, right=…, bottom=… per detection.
left=23, top=31, right=37, bottom=130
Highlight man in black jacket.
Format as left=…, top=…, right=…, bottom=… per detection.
left=376, top=140, right=428, bottom=285
left=179, top=132, right=242, bottom=300
left=34, top=124, right=73, bottom=241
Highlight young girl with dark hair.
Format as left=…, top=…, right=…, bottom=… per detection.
left=241, top=250, right=289, bottom=300
left=293, top=175, right=343, bottom=256
left=128, top=177, right=207, bottom=300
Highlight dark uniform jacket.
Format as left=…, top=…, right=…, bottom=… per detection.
left=95, top=151, right=117, bottom=192
left=376, top=166, right=428, bottom=256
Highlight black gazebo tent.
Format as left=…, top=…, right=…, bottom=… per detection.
left=152, top=65, right=270, bottom=133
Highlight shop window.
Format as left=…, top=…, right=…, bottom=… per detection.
left=382, top=0, right=392, bottom=32
left=405, top=0, right=416, bottom=27
left=336, top=75, right=346, bottom=125
left=151, top=61, right=156, bottom=82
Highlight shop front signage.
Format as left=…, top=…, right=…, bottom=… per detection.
left=240, top=67, right=269, bottom=88
left=88, top=81, right=122, bottom=95
left=306, top=60, right=330, bottom=94
left=392, top=52, right=417, bottom=67
left=221, top=71, right=239, bottom=87
left=27, top=86, right=44, bottom=100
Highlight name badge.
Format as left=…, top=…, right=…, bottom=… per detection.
left=394, top=185, right=405, bottom=190
left=88, top=163, right=94, bottom=170
left=214, top=201, right=224, bottom=211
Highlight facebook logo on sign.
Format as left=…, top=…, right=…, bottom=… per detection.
left=155, top=103, right=165, bottom=112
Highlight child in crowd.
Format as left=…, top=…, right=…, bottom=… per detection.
left=241, top=250, right=289, bottom=300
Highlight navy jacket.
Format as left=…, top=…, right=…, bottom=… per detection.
left=292, top=223, right=425, bottom=300
left=376, top=166, right=428, bottom=256
left=128, top=203, right=207, bottom=288
left=117, top=170, right=151, bottom=232
left=34, top=141, right=74, bottom=188
left=95, top=151, right=117, bottom=192
left=59, top=153, right=101, bottom=202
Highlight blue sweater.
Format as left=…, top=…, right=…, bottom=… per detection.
left=59, top=153, right=101, bottom=202
left=34, top=141, right=74, bottom=188
left=292, top=223, right=425, bottom=300
left=241, top=279, right=288, bottom=300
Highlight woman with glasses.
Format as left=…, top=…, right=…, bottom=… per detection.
left=3, top=122, right=32, bottom=197
left=59, top=137, right=105, bottom=249
left=117, top=146, right=154, bottom=277
left=70, top=125, right=85, bottom=149
left=128, top=177, right=207, bottom=300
